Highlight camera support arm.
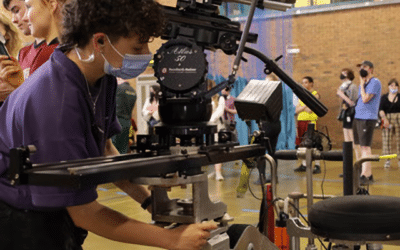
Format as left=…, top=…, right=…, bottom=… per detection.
left=231, top=0, right=259, bottom=78
left=243, top=46, right=328, bottom=117
left=201, top=46, right=328, bottom=118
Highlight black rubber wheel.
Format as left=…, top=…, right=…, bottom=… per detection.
left=309, top=195, right=400, bottom=241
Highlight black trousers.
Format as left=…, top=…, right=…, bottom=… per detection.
left=0, top=201, right=86, bottom=250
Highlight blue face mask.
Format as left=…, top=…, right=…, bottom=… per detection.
left=102, top=36, right=152, bottom=79
left=390, top=88, right=398, bottom=94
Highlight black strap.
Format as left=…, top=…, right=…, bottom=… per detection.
left=387, top=94, right=398, bottom=113
left=141, top=196, right=152, bottom=210
left=354, top=77, right=375, bottom=107
left=364, top=77, right=374, bottom=88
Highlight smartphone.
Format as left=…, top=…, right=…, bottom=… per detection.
left=0, top=33, right=10, bottom=57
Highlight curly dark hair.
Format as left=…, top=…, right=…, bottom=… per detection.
left=61, top=0, right=165, bottom=47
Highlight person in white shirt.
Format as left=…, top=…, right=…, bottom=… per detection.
left=142, top=85, right=160, bottom=135
left=208, top=79, right=225, bottom=181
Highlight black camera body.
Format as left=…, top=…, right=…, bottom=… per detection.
left=154, top=38, right=211, bottom=125
left=149, top=0, right=258, bottom=148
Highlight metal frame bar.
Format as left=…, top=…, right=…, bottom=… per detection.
left=15, top=144, right=267, bottom=189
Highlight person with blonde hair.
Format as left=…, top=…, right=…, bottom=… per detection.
left=0, top=13, right=21, bottom=57
left=0, top=13, right=21, bottom=106
left=0, top=0, right=67, bottom=106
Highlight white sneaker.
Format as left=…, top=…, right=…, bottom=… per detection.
left=236, top=191, right=245, bottom=198
left=384, top=160, right=391, bottom=168
left=215, top=172, right=224, bottom=181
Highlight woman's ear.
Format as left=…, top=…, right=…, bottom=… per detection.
left=48, top=0, right=58, bottom=14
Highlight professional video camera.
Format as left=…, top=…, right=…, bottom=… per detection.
left=142, top=0, right=327, bottom=153
left=148, top=0, right=260, bottom=151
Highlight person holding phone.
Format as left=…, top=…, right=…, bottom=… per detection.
left=0, top=0, right=65, bottom=106
left=0, top=13, right=21, bottom=107
left=353, top=61, right=381, bottom=184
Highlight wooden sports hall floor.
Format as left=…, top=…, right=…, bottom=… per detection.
left=82, top=149, right=400, bottom=250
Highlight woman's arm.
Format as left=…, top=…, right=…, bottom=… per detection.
left=379, top=110, right=390, bottom=128
left=295, top=103, right=306, bottom=115
left=210, top=96, right=225, bottom=122
left=224, top=98, right=237, bottom=115
left=379, top=95, right=390, bottom=128
left=337, top=89, right=355, bottom=107
left=141, top=98, right=152, bottom=122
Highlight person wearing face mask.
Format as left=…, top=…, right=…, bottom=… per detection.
left=379, top=78, right=400, bottom=168
left=336, top=68, right=358, bottom=177
left=353, top=60, right=381, bottom=185
left=0, top=0, right=217, bottom=249
left=336, top=69, right=358, bottom=143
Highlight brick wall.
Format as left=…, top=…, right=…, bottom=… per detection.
left=291, top=3, right=400, bottom=148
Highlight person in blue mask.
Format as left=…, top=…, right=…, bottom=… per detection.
left=0, top=0, right=217, bottom=249
left=379, top=78, right=400, bottom=168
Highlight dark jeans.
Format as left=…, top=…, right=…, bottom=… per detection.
left=0, top=201, right=86, bottom=250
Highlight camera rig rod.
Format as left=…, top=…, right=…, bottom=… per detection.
left=226, top=0, right=293, bottom=11
left=9, top=144, right=267, bottom=189
left=231, top=0, right=258, bottom=77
